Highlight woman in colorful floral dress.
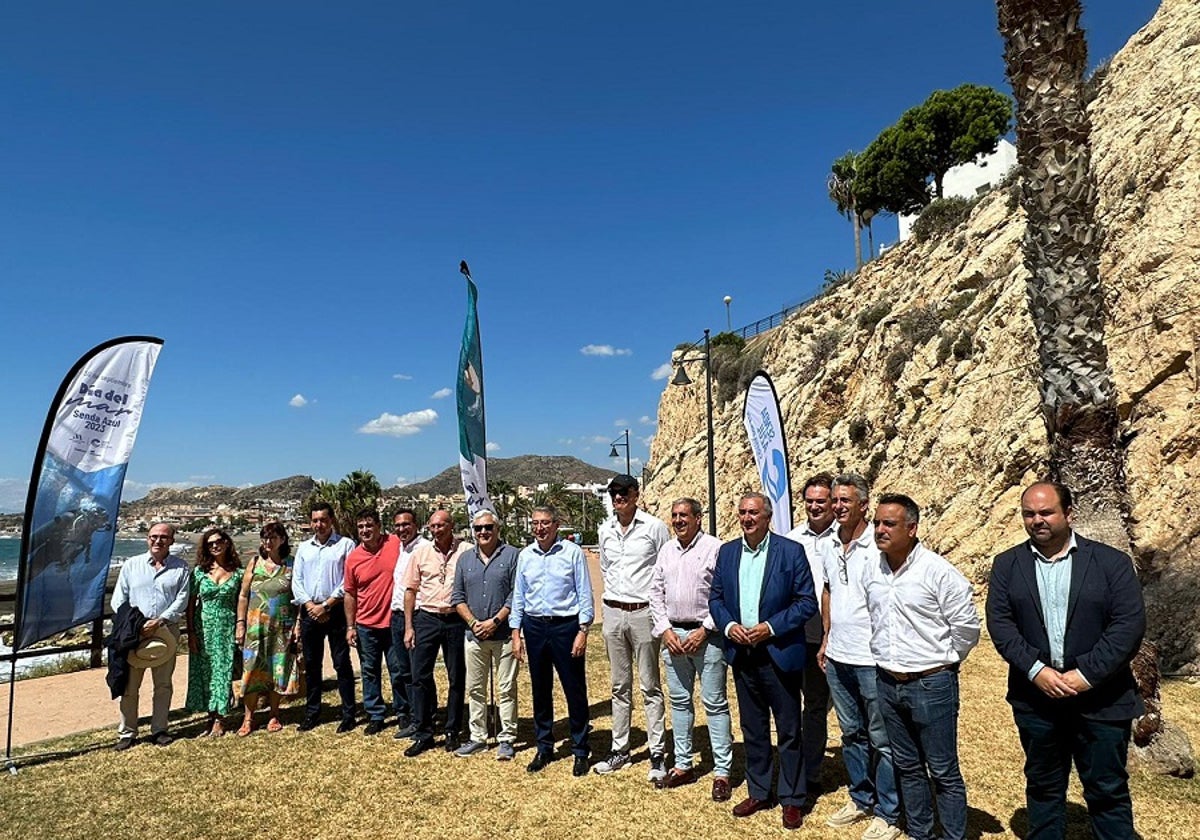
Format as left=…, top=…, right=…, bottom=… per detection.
left=186, top=527, right=242, bottom=735
left=235, top=521, right=302, bottom=735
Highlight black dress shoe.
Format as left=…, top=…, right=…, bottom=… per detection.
left=152, top=733, right=173, bottom=747
left=364, top=720, right=384, bottom=736
left=444, top=733, right=461, bottom=752
left=573, top=756, right=589, bottom=777
left=394, top=714, right=411, bottom=731
left=336, top=719, right=357, bottom=734
left=113, top=737, right=135, bottom=752
left=405, top=737, right=436, bottom=758
left=297, top=717, right=320, bottom=732
left=526, top=752, right=553, bottom=773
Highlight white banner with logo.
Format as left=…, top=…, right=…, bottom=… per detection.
left=742, top=371, right=792, bottom=535
left=16, top=337, right=163, bottom=649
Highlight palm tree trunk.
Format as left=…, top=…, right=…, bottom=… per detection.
left=852, top=211, right=863, bottom=270
left=996, top=0, right=1189, bottom=769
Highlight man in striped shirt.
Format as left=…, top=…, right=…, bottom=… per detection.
left=649, top=497, right=731, bottom=801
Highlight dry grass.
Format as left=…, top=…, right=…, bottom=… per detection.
left=2, top=627, right=1197, bottom=840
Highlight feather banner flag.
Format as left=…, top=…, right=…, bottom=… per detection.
left=456, top=262, right=493, bottom=517
left=742, top=370, right=793, bottom=535
left=15, top=336, right=163, bottom=650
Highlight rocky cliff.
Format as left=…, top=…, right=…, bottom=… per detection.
left=644, top=0, right=1200, bottom=672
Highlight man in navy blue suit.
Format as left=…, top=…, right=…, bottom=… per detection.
left=709, top=492, right=818, bottom=830
left=986, top=482, right=1145, bottom=840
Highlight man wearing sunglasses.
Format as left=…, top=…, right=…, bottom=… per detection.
left=402, top=509, right=473, bottom=756
left=451, top=510, right=520, bottom=760
left=819, top=474, right=901, bottom=840
left=593, top=473, right=670, bottom=779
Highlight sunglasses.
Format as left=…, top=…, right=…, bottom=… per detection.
left=206, top=538, right=226, bottom=548
left=472, top=524, right=496, bottom=533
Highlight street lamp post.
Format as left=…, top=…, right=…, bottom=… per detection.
left=723, top=296, right=732, bottom=332
left=671, top=329, right=718, bottom=536
left=609, top=429, right=631, bottom=476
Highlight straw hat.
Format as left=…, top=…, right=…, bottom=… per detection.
left=127, top=624, right=177, bottom=669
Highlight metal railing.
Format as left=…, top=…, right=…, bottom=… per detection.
left=0, top=574, right=118, bottom=671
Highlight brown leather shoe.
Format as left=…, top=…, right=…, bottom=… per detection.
left=657, top=768, right=697, bottom=790
left=782, top=804, right=804, bottom=830
left=732, top=796, right=776, bottom=818
left=711, top=776, right=732, bottom=802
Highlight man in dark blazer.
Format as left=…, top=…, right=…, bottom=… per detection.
left=709, top=492, right=818, bottom=830
left=986, top=482, right=1145, bottom=840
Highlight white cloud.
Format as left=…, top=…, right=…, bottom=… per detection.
left=589, top=435, right=611, bottom=444
left=581, top=344, right=632, bottom=357
left=558, top=437, right=574, bottom=445
left=650, top=362, right=673, bottom=381
left=638, top=434, right=655, bottom=447
left=394, top=476, right=411, bottom=487
left=486, top=441, right=501, bottom=452
left=357, top=409, right=439, bottom=437
left=289, top=393, right=308, bottom=408
left=614, top=419, right=627, bottom=428
left=392, top=373, right=413, bottom=380
left=430, top=387, right=452, bottom=399
left=639, top=415, right=656, bottom=426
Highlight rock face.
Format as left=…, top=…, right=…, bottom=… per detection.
left=644, top=0, right=1200, bottom=673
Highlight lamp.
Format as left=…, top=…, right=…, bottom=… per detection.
left=671, top=329, right=718, bottom=535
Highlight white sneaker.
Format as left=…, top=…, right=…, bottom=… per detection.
left=592, top=751, right=631, bottom=775
left=862, top=816, right=903, bottom=840
left=826, top=801, right=872, bottom=828
left=646, top=754, right=666, bottom=782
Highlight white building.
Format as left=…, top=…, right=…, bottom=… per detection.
left=897, top=137, right=1017, bottom=241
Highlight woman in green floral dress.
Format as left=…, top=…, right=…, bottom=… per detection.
left=235, top=521, right=302, bottom=735
left=186, top=527, right=242, bottom=735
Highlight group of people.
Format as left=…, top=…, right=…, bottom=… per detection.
left=109, top=473, right=1146, bottom=840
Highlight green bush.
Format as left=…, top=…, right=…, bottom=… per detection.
left=884, top=349, right=909, bottom=381
left=857, top=301, right=892, bottom=333
left=897, top=305, right=940, bottom=346
left=911, top=196, right=975, bottom=243
left=710, top=331, right=745, bottom=352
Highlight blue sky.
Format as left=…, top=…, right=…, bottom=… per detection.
left=0, top=1, right=1158, bottom=511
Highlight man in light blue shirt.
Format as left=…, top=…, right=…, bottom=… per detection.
left=511, top=505, right=594, bottom=776
left=292, top=502, right=357, bottom=732
left=111, top=522, right=190, bottom=749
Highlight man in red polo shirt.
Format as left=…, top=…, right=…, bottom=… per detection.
left=344, top=508, right=402, bottom=736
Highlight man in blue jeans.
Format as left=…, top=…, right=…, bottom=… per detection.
left=818, top=474, right=901, bottom=840
left=865, top=494, right=980, bottom=840
left=649, top=498, right=732, bottom=801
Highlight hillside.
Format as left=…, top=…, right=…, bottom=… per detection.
left=119, top=475, right=316, bottom=516
left=644, top=0, right=1200, bottom=673
left=396, top=455, right=616, bottom=497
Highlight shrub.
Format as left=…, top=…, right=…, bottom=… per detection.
left=911, top=196, right=975, bottom=243
left=710, top=331, right=745, bottom=352
left=897, top=305, right=940, bottom=346
left=848, top=418, right=869, bottom=445
left=823, top=268, right=855, bottom=291
left=857, top=301, right=892, bottom=333
left=884, top=349, right=909, bottom=382
left=865, top=451, right=887, bottom=485
left=798, top=328, right=841, bottom=382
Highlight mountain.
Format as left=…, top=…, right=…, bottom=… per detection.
left=395, top=455, right=617, bottom=497
left=646, top=0, right=1199, bottom=673
left=119, top=475, right=317, bottom=516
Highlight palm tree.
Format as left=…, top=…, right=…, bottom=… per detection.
left=828, top=152, right=863, bottom=269
left=996, top=0, right=1188, bottom=763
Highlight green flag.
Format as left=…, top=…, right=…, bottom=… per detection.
left=457, top=261, right=493, bottom=516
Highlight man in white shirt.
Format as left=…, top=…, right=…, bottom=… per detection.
left=820, top=474, right=901, bottom=840
left=593, top=473, right=671, bottom=779
left=865, top=493, right=980, bottom=840
left=389, top=507, right=429, bottom=737
left=111, top=522, right=190, bottom=749
left=784, top=472, right=836, bottom=799
left=292, top=502, right=358, bottom=732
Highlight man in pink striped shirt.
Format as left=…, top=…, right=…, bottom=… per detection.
left=649, top=497, right=732, bottom=802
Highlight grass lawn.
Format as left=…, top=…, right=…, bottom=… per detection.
left=2, top=626, right=1197, bottom=839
